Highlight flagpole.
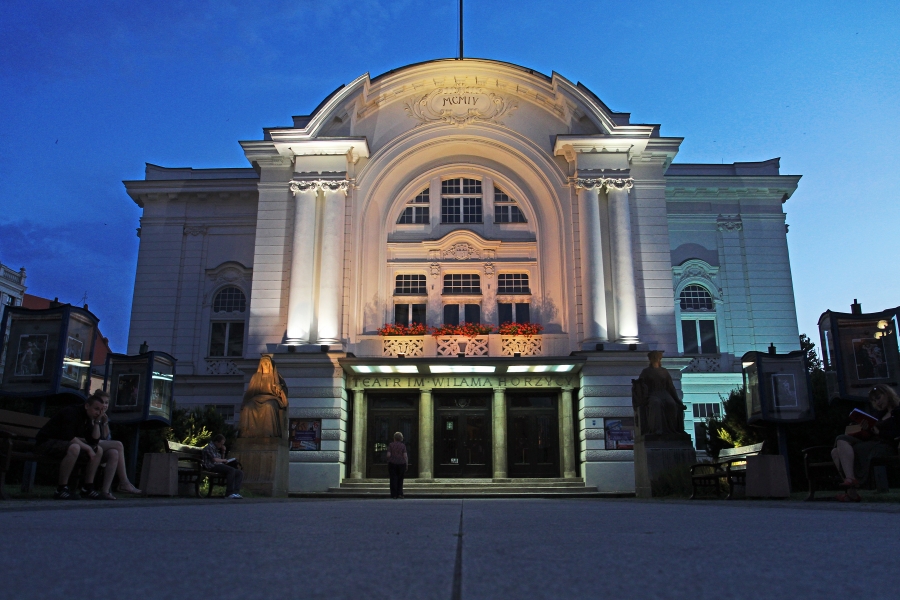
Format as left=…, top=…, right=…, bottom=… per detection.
left=459, top=0, right=464, bottom=59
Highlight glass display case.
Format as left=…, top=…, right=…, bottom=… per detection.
left=104, top=351, right=176, bottom=426
left=0, top=304, right=99, bottom=398
left=818, top=304, right=900, bottom=402
left=742, top=349, right=814, bottom=423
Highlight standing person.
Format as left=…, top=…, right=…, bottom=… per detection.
left=386, top=432, right=408, bottom=499
left=94, top=390, right=142, bottom=497
left=34, top=395, right=106, bottom=500
left=202, top=434, right=244, bottom=499
left=831, top=384, right=900, bottom=502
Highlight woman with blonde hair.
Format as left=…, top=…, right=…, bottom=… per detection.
left=831, top=384, right=900, bottom=501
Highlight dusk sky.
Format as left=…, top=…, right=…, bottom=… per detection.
left=1, top=0, right=898, bottom=353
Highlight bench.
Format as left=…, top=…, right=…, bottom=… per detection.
left=690, top=442, right=765, bottom=500
left=0, top=408, right=90, bottom=500
left=802, top=442, right=900, bottom=500
left=166, top=440, right=237, bottom=498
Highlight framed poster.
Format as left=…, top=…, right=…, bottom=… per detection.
left=771, top=374, right=798, bottom=408
left=61, top=336, right=84, bottom=381
left=852, top=338, right=889, bottom=380
left=116, top=373, right=140, bottom=407
left=289, top=419, right=322, bottom=451
left=604, top=418, right=635, bottom=450
left=14, top=334, right=48, bottom=377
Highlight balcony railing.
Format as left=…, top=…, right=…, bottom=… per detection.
left=0, top=265, right=25, bottom=285
left=381, top=334, right=543, bottom=358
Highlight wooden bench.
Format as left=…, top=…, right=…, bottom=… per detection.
left=802, top=442, right=900, bottom=500
left=690, top=442, right=765, bottom=500
left=166, top=440, right=237, bottom=498
left=0, top=408, right=90, bottom=500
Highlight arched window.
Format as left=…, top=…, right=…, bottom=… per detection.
left=494, top=187, right=527, bottom=223
left=678, top=285, right=717, bottom=354
left=209, top=286, right=246, bottom=357
left=397, top=188, right=430, bottom=224
left=213, top=286, right=246, bottom=313
left=679, top=285, right=713, bottom=311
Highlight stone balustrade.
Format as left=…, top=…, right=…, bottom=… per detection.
left=381, top=334, right=543, bottom=358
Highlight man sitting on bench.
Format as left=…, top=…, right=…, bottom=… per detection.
left=201, top=434, right=243, bottom=499
left=35, top=394, right=105, bottom=500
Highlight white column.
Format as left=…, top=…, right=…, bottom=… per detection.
left=350, top=389, right=366, bottom=479
left=606, top=179, right=639, bottom=343
left=419, top=387, right=434, bottom=480
left=285, top=185, right=318, bottom=343
left=560, top=387, right=576, bottom=478
left=316, top=185, right=349, bottom=343
left=576, top=182, right=608, bottom=342
left=492, top=387, right=507, bottom=479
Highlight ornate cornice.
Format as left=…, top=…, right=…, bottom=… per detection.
left=183, top=225, right=208, bottom=236
left=572, top=177, right=634, bottom=192
left=289, top=179, right=351, bottom=195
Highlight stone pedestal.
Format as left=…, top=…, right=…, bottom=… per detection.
left=745, top=455, right=790, bottom=498
left=233, top=437, right=289, bottom=497
left=633, top=433, right=696, bottom=498
left=139, top=453, right=177, bottom=497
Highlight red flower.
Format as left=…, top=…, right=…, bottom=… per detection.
left=498, top=322, right=543, bottom=337
left=377, top=323, right=428, bottom=336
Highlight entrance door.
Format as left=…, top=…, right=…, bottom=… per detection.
left=507, top=393, right=559, bottom=478
left=434, top=393, right=492, bottom=478
left=366, top=393, right=418, bottom=479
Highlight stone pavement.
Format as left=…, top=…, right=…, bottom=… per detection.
left=1, top=497, right=898, bottom=599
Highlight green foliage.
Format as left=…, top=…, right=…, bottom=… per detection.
left=168, top=406, right=236, bottom=448
left=704, top=386, right=767, bottom=459
left=800, top=333, right=823, bottom=373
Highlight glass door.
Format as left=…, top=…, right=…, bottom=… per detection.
left=507, top=393, right=559, bottom=478
left=434, top=393, right=492, bottom=478
left=366, top=394, right=418, bottom=478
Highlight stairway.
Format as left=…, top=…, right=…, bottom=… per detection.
left=291, top=478, right=629, bottom=498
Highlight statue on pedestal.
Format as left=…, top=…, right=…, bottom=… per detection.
left=239, top=356, right=288, bottom=438
left=632, top=350, right=687, bottom=436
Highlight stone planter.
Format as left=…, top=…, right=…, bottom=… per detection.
left=435, top=335, right=490, bottom=357
left=381, top=336, right=425, bottom=357
left=500, top=335, right=543, bottom=357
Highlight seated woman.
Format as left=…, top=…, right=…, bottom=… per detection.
left=831, top=384, right=900, bottom=502
left=94, top=390, right=142, bottom=499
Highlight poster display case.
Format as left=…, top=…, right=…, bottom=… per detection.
left=742, top=349, right=814, bottom=423
left=0, top=304, right=99, bottom=398
left=104, top=351, right=176, bottom=426
left=818, top=304, right=900, bottom=402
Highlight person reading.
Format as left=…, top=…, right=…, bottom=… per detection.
left=35, top=394, right=106, bottom=500
left=201, top=434, right=244, bottom=499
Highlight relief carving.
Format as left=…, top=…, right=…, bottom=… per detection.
left=405, top=86, right=517, bottom=127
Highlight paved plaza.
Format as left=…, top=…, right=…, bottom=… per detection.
left=1, top=497, right=898, bottom=599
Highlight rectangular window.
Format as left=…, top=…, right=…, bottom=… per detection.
left=682, top=319, right=718, bottom=355
left=692, top=403, right=722, bottom=419
left=441, top=198, right=482, bottom=223
left=209, top=322, right=244, bottom=357
left=443, top=274, right=481, bottom=294
left=464, top=304, right=481, bottom=324
left=497, top=273, right=530, bottom=294
left=444, top=304, right=460, bottom=326
left=494, top=205, right=526, bottom=223
left=441, top=198, right=461, bottom=223
left=497, top=303, right=531, bottom=324
left=394, top=274, right=427, bottom=295
left=395, top=303, right=426, bottom=326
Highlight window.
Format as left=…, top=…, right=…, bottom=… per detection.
left=213, top=286, right=246, bottom=313
left=682, top=319, right=717, bottom=354
left=397, top=188, right=430, bottom=224
left=394, top=304, right=426, bottom=327
left=680, top=285, right=714, bottom=311
left=209, top=322, right=244, bottom=357
left=443, top=274, right=481, bottom=294
left=394, top=274, right=427, bottom=295
left=494, top=188, right=527, bottom=223
left=692, top=403, right=721, bottom=419
left=497, top=273, right=530, bottom=294
left=498, top=303, right=530, bottom=324
left=679, top=284, right=717, bottom=354
left=443, top=303, right=481, bottom=325
left=441, top=178, right=482, bottom=223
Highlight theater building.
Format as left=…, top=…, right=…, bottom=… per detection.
left=124, top=59, right=802, bottom=493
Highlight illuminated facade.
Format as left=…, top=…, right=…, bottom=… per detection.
left=124, top=59, right=801, bottom=493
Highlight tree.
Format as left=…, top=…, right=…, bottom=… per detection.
left=800, top=333, right=822, bottom=374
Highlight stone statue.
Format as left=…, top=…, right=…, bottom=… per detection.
left=632, top=350, right=687, bottom=436
left=239, top=355, right=289, bottom=438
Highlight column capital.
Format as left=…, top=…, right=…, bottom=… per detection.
left=561, top=386, right=575, bottom=392
left=289, top=179, right=351, bottom=196
left=420, top=387, right=433, bottom=393
left=571, top=177, right=634, bottom=192
left=493, top=386, right=507, bottom=393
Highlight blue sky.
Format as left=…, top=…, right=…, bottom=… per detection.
left=1, top=0, right=898, bottom=353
